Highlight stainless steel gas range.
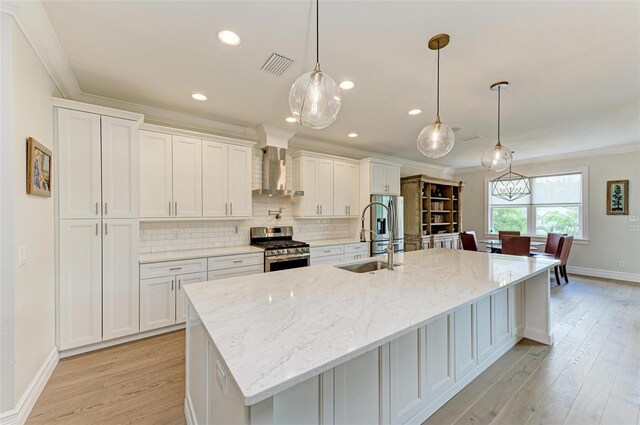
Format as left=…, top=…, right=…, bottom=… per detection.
left=250, top=226, right=310, bottom=272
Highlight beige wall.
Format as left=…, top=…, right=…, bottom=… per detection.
left=456, top=151, right=640, bottom=277
left=5, top=15, right=61, bottom=408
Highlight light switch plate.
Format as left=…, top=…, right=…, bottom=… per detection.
left=629, top=214, right=639, bottom=222
left=18, top=246, right=27, bottom=266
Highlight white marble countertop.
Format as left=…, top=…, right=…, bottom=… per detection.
left=307, top=238, right=365, bottom=247
left=139, top=245, right=263, bottom=264
left=184, top=248, right=558, bottom=406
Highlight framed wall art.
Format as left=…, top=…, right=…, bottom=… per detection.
left=26, top=137, right=52, bottom=197
left=606, top=179, right=629, bottom=215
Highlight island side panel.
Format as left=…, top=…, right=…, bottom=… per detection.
left=523, top=270, right=554, bottom=345
left=185, top=300, right=249, bottom=425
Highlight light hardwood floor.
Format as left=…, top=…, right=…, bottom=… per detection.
left=27, top=275, right=640, bottom=425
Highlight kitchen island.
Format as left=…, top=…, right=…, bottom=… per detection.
left=183, top=248, right=558, bottom=425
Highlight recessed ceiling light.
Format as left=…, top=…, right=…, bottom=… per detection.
left=408, top=109, right=422, bottom=115
left=285, top=117, right=297, bottom=123
left=348, top=133, right=358, bottom=138
left=191, top=93, right=207, bottom=101
left=217, top=30, right=241, bottom=47
left=339, top=80, right=355, bottom=90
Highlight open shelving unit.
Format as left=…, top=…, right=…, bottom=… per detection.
left=401, top=175, right=464, bottom=251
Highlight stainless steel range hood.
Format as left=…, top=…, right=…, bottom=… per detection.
left=252, top=144, right=303, bottom=197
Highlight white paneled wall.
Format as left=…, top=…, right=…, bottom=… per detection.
left=140, top=149, right=358, bottom=253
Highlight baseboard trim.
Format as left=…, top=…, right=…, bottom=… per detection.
left=0, top=347, right=58, bottom=425
left=566, top=266, right=640, bottom=283
left=59, top=324, right=185, bottom=358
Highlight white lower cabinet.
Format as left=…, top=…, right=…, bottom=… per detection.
left=177, top=272, right=209, bottom=324
left=102, top=219, right=140, bottom=340
left=310, top=242, right=370, bottom=265
left=140, top=275, right=177, bottom=331
left=425, top=314, right=455, bottom=402
left=476, top=296, right=494, bottom=363
left=140, top=253, right=264, bottom=332
left=454, top=304, right=477, bottom=381
left=59, top=218, right=139, bottom=350
left=187, top=283, right=528, bottom=425
left=59, top=219, right=103, bottom=350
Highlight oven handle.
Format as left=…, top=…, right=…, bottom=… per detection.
left=266, top=254, right=311, bottom=263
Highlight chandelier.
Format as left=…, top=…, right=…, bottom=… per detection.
left=491, top=163, right=531, bottom=202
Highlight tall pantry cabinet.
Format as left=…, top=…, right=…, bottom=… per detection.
left=55, top=100, right=143, bottom=350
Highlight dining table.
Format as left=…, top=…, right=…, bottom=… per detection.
left=479, top=239, right=546, bottom=254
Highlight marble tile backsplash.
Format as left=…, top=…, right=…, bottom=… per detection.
left=139, top=149, right=359, bottom=253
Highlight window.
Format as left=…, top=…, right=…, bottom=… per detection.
left=488, top=172, right=585, bottom=238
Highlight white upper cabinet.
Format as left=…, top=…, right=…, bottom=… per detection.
left=172, top=135, right=202, bottom=217
left=101, top=117, right=139, bottom=218
left=361, top=159, right=401, bottom=196
left=226, top=145, right=252, bottom=217
left=140, top=131, right=173, bottom=218
left=203, top=142, right=252, bottom=218
left=333, top=161, right=359, bottom=216
left=317, top=158, right=334, bottom=216
left=293, top=152, right=358, bottom=218
left=202, top=140, right=228, bottom=217
left=140, top=127, right=254, bottom=220
left=102, top=219, right=139, bottom=340
left=57, top=109, right=102, bottom=219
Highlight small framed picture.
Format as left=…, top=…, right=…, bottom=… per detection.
left=26, top=137, right=52, bottom=197
left=606, top=180, right=629, bottom=215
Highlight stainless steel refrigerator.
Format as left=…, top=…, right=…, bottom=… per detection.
left=369, top=194, right=404, bottom=256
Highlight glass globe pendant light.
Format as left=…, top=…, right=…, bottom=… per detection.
left=289, top=0, right=341, bottom=129
left=417, top=34, right=455, bottom=158
left=481, top=81, right=513, bottom=171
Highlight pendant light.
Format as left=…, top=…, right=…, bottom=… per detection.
left=289, top=0, right=341, bottom=129
left=491, top=158, right=531, bottom=202
left=417, top=34, right=455, bottom=158
left=481, top=81, right=512, bottom=171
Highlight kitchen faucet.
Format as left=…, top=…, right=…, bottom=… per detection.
left=360, top=201, right=395, bottom=270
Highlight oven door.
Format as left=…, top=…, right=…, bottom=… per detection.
left=265, top=254, right=311, bottom=272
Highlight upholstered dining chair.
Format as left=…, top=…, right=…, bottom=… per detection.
left=544, top=232, right=566, bottom=255
left=460, top=231, right=480, bottom=251
left=554, top=236, right=574, bottom=285
left=501, top=236, right=531, bottom=256
left=498, top=230, right=520, bottom=241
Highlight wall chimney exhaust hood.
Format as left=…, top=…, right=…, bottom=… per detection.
left=252, top=125, right=303, bottom=197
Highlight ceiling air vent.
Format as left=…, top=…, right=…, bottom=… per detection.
left=261, top=53, right=294, bottom=76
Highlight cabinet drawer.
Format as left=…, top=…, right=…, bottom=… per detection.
left=344, top=243, right=368, bottom=254
left=208, top=253, right=263, bottom=271
left=311, top=245, right=344, bottom=257
left=140, top=258, right=207, bottom=279
left=311, top=254, right=344, bottom=266
left=208, top=264, right=264, bottom=280
left=344, top=253, right=368, bottom=261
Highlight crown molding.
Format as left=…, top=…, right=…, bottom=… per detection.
left=453, top=141, right=640, bottom=174
left=73, top=92, right=259, bottom=141
left=1, top=0, right=79, bottom=98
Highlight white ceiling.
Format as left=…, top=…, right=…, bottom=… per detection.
left=43, top=1, right=640, bottom=168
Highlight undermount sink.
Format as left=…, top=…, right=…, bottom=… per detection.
left=336, top=260, right=400, bottom=273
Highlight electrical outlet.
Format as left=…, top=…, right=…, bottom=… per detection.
left=630, top=224, right=640, bottom=232
left=619, top=261, right=626, bottom=269
left=18, top=246, right=27, bottom=266
left=216, top=361, right=228, bottom=395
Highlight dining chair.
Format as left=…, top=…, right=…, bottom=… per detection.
left=554, top=236, right=574, bottom=285
left=460, top=232, right=479, bottom=251
left=498, top=230, right=520, bottom=242
left=544, top=232, right=566, bottom=255
left=501, top=236, right=531, bottom=256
